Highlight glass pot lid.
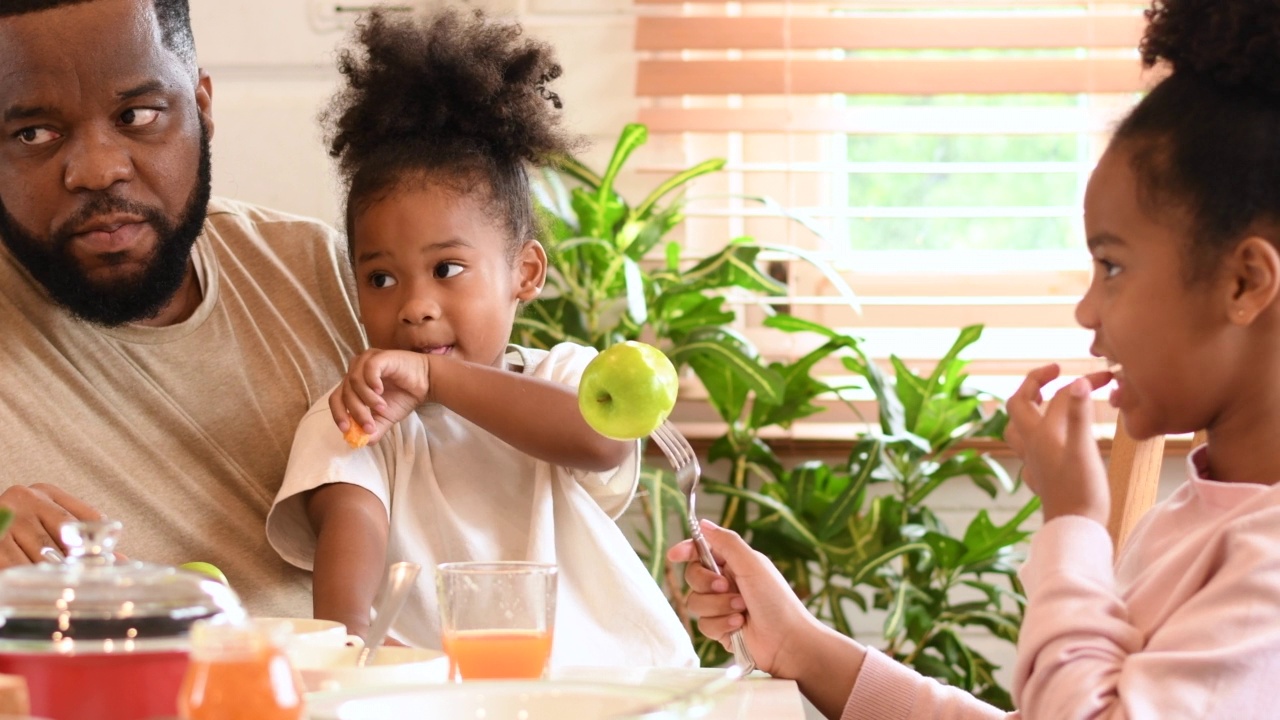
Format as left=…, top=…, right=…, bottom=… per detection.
left=0, top=520, right=245, bottom=649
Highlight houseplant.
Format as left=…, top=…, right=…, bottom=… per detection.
left=516, top=123, right=1035, bottom=709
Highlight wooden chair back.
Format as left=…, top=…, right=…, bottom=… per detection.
left=1106, top=421, right=1206, bottom=554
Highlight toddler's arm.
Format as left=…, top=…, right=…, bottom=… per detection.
left=331, top=348, right=629, bottom=472
left=427, top=353, right=630, bottom=471
left=304, top=483, right=389, bottom=640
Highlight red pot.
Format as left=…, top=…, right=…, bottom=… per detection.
left=0, top=520, right=244, bottom=720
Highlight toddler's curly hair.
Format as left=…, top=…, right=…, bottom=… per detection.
left=323, top=8, right=579, bottom=257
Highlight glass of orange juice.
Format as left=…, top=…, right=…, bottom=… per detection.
left=437, top=562, right=557, bottom=681
left=178, top=618, right=305, bottom=720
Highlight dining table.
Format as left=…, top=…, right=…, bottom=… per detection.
left=551, top=665, right=807, bottom=720
left=302, top=664, right=808, bottom=720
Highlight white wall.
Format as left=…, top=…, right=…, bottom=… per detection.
left=189, top=0, right=636, bottom=229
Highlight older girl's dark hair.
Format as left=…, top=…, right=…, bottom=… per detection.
left=323, top=8, right=577, bottom=258
left=1115, top=0, right=1280, bottom=277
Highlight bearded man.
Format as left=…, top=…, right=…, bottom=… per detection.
left=0, top=0, right=364, bottom=617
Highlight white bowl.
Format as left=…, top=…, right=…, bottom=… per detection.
left=292, top=645, right=449, bottom=693
left=305, top=681, right=675, bottom=720
left=254, top=617, right=355, bottom=648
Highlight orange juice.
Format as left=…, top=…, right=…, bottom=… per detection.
left=442, top=629, right=553, bottom=679
left=179, top=646, right=304, bottom=720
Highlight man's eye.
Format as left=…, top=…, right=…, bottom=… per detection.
left=15, top=127, right=59, bottom=146
left=120, top=108, right=160, bottom=127
left=434, top=262, right=463, bottom=279
left=370, top=273, right=397, bottom=289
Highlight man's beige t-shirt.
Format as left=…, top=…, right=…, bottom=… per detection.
left=0, top=197, right=364, bottom=617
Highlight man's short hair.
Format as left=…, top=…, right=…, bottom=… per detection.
left=0, top=0, right=196, bottom=66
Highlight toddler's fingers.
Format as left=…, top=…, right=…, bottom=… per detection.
left=328, top=386, right=350, bottom=432
left=341, top=382, right=378, bottom=435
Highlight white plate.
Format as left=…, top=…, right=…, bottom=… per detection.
left=305, top=680, right=675, bottom=720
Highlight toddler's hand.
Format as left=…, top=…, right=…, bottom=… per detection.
left=330, top=349, right=432, bottom=444
left=1006, top=364, right=1112, bottom=525
left=667, top=521, right=820, bottom=680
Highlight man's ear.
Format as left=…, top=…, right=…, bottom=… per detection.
left=1226, top=235, right=1280, bottom=324
left=196, top=69, right=214, bottom=140
left=515, top=240, right=547, bottom=303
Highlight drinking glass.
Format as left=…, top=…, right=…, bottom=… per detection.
left=437, top=562, right=557, bottom=680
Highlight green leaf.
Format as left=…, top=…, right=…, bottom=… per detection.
left=683, top=244, right=786, bottom=295
left=751, top=241, right=861, bottom=312
left=849, top=541, right=932, bottom=586
left=598, top=123, right=648, bottom=205
left=922, top=531, right=966, bottom=570
left=883, top=579, right=913, bottom=638
left=0, top=506, right=12, bottom=537
left=550, top=153, right=603, bottom=190
left=923, top=325, right=984, bottom=400
left=669, top=327, right=786, bottom=405
left=635, top=157, right=726, bottom=218
left=816, top=439, right=879, bottom=540
left=703, top=480, right=825, bottom=552
left=622, top=257, right=648, bottom=326
left=787, top=461, right=827, bottom=515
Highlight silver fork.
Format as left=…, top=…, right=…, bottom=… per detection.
left=650, top=419, right=756, bottom=674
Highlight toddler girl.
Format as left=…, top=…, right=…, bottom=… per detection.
left=266, top=8, right=696, bottom=669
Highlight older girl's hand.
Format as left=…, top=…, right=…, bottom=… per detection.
left=668, top=521, right=823, bottom=679
left=1005, top=364, right=1113, bottom=525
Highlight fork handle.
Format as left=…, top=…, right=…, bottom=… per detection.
left=690, top=523, right=757, bottom=674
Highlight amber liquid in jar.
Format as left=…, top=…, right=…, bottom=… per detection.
left=178, top=619, right=304, bottom=720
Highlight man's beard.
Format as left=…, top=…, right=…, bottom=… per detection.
left=0, top=122, right=213, bottom=327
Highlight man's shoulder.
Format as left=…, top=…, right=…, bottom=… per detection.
left=204, top=197, right=342, bottom=246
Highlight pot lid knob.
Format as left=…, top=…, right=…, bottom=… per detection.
left=61, top=519, right=121, bottom=566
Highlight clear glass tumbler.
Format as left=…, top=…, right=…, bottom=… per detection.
left=437, top=562, right=557, bottom=681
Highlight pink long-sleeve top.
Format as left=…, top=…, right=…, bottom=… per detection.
left=842, top=447, right=1280, bottom=719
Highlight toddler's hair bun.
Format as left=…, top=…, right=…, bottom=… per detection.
left=1141, top=0, right=1280, bottom=97
left=325, top=7, right=573, bottom=183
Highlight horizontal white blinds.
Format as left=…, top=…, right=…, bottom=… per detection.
left=633, top=1, right=1152, bottom=436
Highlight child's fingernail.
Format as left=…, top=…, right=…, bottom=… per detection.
left=730, top=597, right=746, bottom=611
left=363, top=422, right=377, bottom=434
left=711, top=578, right=730, bottom=593
left=729, top=614, right=744, bottom=628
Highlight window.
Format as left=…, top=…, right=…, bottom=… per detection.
left=634, top=0, right=1152, bottom=436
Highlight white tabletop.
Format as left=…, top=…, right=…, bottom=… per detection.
left=552, top=666, right=806, bottom=720
left=303, top=665, right=806, bottom=720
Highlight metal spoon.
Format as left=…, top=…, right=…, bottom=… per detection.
left=356, top=561, right=422, bottom=667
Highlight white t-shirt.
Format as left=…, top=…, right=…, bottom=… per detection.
left=267, top=342, right=697, bottom=668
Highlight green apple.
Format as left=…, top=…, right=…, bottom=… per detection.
left=180, top=561, right=229, bottom=586
left=578, top=341, right=679, bottom=440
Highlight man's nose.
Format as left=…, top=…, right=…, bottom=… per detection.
left=62, top=127, right=134, bottom=192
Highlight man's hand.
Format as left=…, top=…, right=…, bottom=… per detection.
left=0, top=484, right=103, bottom=567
